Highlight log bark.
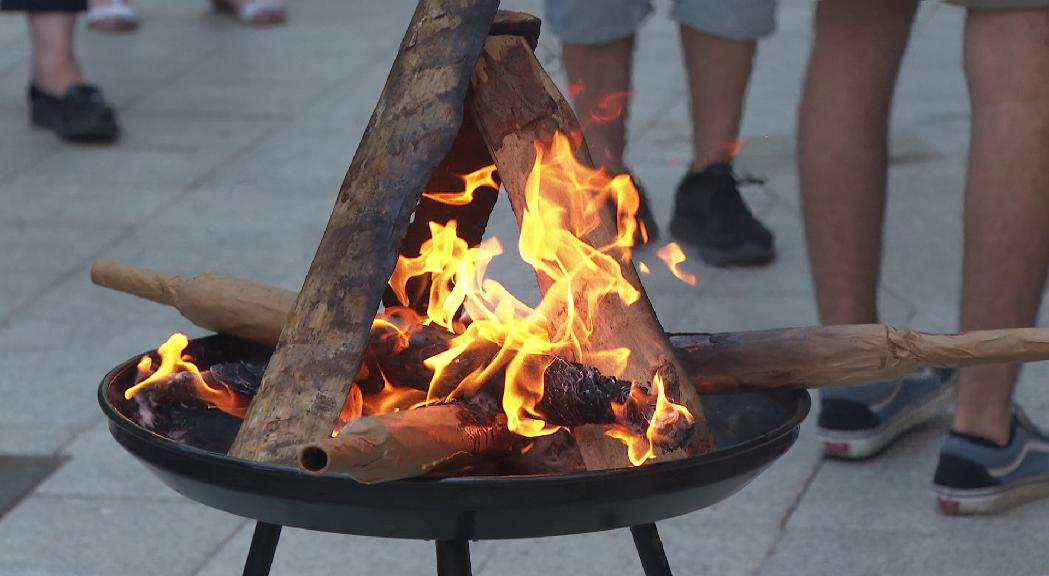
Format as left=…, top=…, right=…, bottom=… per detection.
left=92, top=264, right=1049, bottom=393
left=228, top=0, right=501, bottom=465
left=466, top=34, right=714, bottom=469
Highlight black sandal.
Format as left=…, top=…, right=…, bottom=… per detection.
left=29, top=84, right=120, bottom=143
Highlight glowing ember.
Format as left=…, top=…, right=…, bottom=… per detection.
left=125, top=333, right=248, bottom=418
left=656, top=242, right=697, bottom=286
left=606, top=373, right=694, bottom=465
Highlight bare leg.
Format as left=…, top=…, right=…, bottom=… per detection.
left=561, top=37, right=634, bottom=173
left=953, top=8, right=1049, bottom=445
left=798, top=0, right=918, bottom=326
left=679, top=25, right=754, bottom=172
left=27, top=12, right=82, bottom=96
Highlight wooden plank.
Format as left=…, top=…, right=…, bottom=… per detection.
left=228, top=0, right=501, bottom=464
left=467, top=35, right=715, bottom=469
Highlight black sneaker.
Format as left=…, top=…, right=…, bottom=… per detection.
left=933, top=406, right=1049, bottom=515
left=669, top=163, right=774, bottom=266
left=29, top=83, right=120, bottom=143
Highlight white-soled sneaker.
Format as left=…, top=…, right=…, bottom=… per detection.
left=934, top=406, right=1049, bottom=515
left=817, top=368, right=957, bottom=460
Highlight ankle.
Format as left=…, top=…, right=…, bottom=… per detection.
left=32, top=55, right=82, bottom=96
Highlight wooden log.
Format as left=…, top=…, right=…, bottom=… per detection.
left=298, top=399, right=516, bottom=483
left=228, top=0, right=501, bottom=465
left=467, top=34, right=715, bottom=469
left=91, top=260, right=293, bottom=348
left=299, top=359, right=695, bottom=483
left=92, top=264, right=1049, bottom=393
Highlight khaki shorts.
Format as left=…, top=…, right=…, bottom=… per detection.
left=944, top=0, right=1049, bottom=8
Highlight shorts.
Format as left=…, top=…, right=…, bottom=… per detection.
left=544, top=0, right=777, bottom=44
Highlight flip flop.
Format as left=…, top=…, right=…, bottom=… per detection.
left=210, top=0, right=286, bottom=25
left=86, top=0, right=139, bottom=32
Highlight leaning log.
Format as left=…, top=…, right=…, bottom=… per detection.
left=228, top=0, right=502, bottom=465
left=467, top=34, right=714, bottom=468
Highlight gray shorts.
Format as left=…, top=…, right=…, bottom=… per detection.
left=544, top=0, right=777, bottom=44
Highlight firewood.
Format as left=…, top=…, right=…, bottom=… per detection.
left=467, top=34, right=715, bottom=468
left=93, top=264, right=1049, bottom=393
left=228, top=0, right=502, bottom=465
left=91, top=260, right=292, bottom=348
left=299, top=362, right=694, bottom=484
left=298, top=398, right=519, bottom=483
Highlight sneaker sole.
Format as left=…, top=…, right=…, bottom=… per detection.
left=933, top=475, right=1049, bottom=515
left=668, top=217, right=775, bottom=267
left=817, top=383, right=954, bottom=460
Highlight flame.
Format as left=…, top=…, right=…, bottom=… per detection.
left=656, top=242, right=697, bottom=286
left=138, top=132, right=694, bottom=467
left=378, top=131, right=687, bottom=464
left=125, top=333, right=248, bottom=418
left=606, top=373, right=694, bottom=465
left=638, top=261, right=651, bottom=275
left=421, top=164, right=498, bottom=206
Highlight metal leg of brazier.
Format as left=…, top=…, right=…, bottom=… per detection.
left=631, top=523, right=674, bottom=576
left=436, top=538, right=473, bottom=576
left=242, top=522, right=282, bottom=576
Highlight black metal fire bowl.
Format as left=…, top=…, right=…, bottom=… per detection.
left=99, top=335, right=809, bottom=541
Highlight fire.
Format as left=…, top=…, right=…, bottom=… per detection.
left=607, top=373, right=694, bottom=465
left=125, top=333, right=248, bottom=418
left=656, top=242, right=697, bottom=286
left=384, top=131, right=693, bottom=462
left=133, top=132, right=695, bottom=467
left=420, top=164, right=498, bottom=206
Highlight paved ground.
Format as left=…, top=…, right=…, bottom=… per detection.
left=1, top=1, right=1048, bottom=574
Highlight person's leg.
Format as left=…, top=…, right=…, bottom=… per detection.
left=799, top=0, right=918, bottom=326
left=561, top=37, right=635, bottom=173
left=953, top=7, right=1049, bottom=445
left=801, top=0, right=956, bottom=460
left=667, top=0, right=776, bottom=266
left=27, top=11, right=82, bottom=96
left=679, top=27, right=754, bottom=172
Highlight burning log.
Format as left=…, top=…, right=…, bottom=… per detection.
left=299, top=359, right=692, bottom=483
left=228, top=0, right=502, bottom=465
left=299, top=399, right=516, bottom=483
left=467, top=34, right=715, bottom=468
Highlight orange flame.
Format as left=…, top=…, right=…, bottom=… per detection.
left=381, top=131, right=687, bottom=463
left=125, top=333, right=248, bottom=418
left=421, top=164, right=499, bottom=206
left=656, top=242, right=697, bottom=286
left=606, top=373, right=694, bottom=465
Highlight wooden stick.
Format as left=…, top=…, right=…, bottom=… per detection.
left=92, top=263, right=1049, bottom=392
left=91, top=261, right=294, bottom=348
left=467, top=34, right=714, bottom=468
left=674, top=325, right=1049, bottom=393
left=299, top=400, right=518, bottom=483
left=228, top=0, right=501, bottom=465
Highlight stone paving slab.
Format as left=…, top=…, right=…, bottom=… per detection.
left=0, top=496, right=245, bottom=576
